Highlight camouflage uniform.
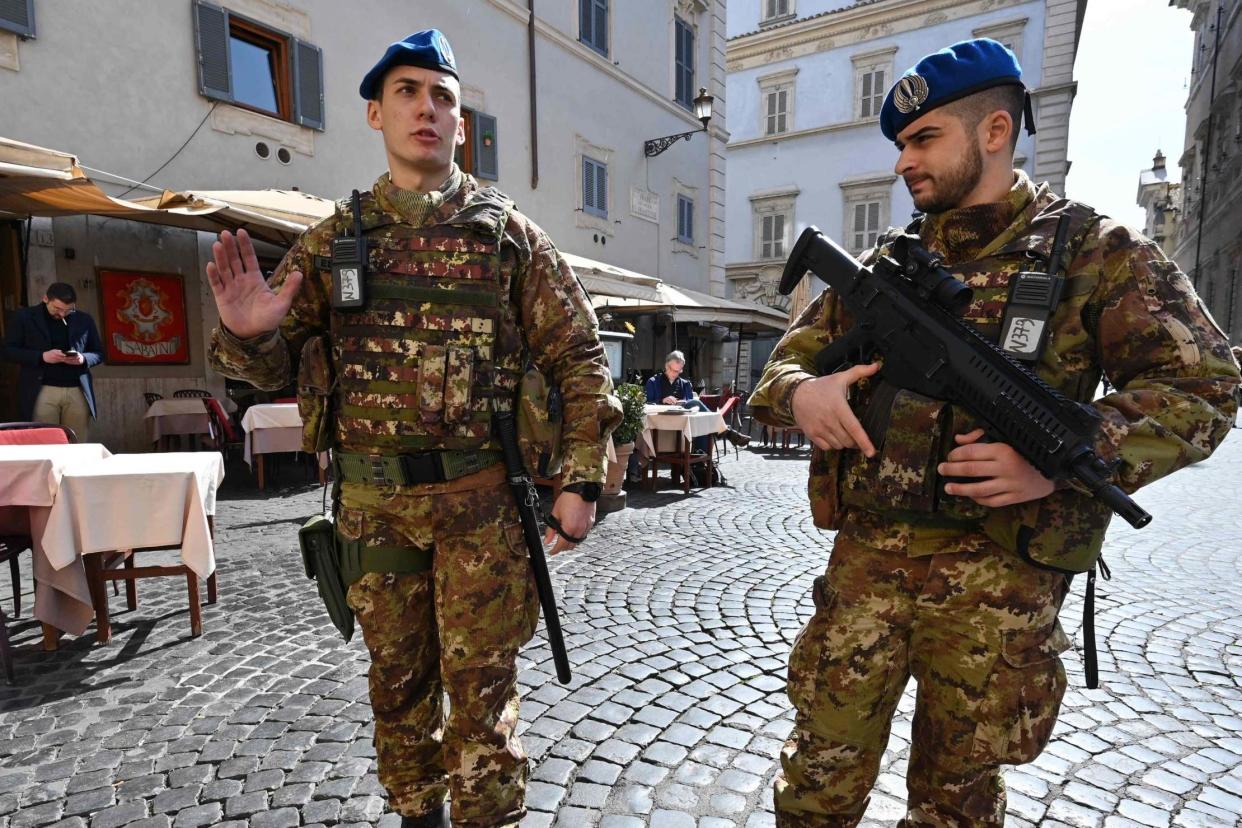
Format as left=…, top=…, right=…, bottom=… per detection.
left=210, top=167, right=621, bottom=826
left=750, top=170, right=1240, bottom=826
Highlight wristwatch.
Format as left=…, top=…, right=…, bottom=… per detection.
left=562, top=482, right=602, bottom=502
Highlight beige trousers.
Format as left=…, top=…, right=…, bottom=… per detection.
left=32, top=386, right=91, bottom=442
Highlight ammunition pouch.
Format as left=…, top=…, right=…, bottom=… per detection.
left=841, top=388, right=951, bottom=514
left=517, top=367, right=563, bottom=479
left=297, top=335, right=335, bottom=454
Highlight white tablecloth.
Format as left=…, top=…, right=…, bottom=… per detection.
left=639, top=405, right=726, bottom=457
left=145, top=398, right=212, bottom=442
left=41, top=452, right=224, bottom=590
left=0, top=444, right=113, bottom=635
left=241, top=403, right=306, bottom=467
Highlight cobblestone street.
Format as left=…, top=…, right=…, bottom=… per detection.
left=1, top=434, right=1241, bottom=828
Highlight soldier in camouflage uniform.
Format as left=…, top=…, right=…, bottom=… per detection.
left=206, top=30, right=620, bottom=828
left=750, top=39, right=1241, bottom=826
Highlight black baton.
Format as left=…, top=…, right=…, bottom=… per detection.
left=494, top=412, right=573, bottom=684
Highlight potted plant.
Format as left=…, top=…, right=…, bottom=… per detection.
left=601, top=383, right=646, bottom=510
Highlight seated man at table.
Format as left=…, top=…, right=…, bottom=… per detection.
left=644, top=351, right=749, bottom=452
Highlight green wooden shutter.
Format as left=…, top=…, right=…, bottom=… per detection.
left=193, top=0, right=232, bottom=103
left=473, top=112, right=499, bottom=180
left=293, top=39, right=325, bottom=130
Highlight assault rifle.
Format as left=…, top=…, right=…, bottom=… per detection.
left=779, top=226, right=1151, bottom=529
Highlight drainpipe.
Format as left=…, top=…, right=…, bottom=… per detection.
left=528, top=0, right=539, bottom=190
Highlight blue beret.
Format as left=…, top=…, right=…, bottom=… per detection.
left=359, top=29, right=458, bottom=100
left=880, top=38, right=1028, bottom=141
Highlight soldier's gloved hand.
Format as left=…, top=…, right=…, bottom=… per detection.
left=791, top=362, right=880, bottom=456
left=206, top=228, right=303, bottom=340
left=938, top=428, right=1055, bottom=507
left=543, top=492, right=595, bottom=555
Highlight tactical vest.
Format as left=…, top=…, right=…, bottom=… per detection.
left=820, top=197, right=1116, bottom=572
left=312, top=187, right=524, bottom=456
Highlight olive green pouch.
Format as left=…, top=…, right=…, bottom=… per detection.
left=298, top=515, right=355, bottom=642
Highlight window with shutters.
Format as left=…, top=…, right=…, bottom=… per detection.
left=750, top=191, right=795, bottom=261
left=583, top=157, right=608, bottom=218
left=580, top=0, right=609, bottom=57
left=765, top=88, right=788, bottom=135
left=857, top=67, right=885, bottom=119
left=851, top=201, right=882, bottom=253
left=758, top=68, right=796, bottom=137
left=456, top=109, right=500, bottom=181
left=0, top=0, right=35, bottom=37
left=851, top=47, right=895, bottom=123
left=674, top=17, right=695, bottom=110
left=761, top=0, right=794, bottom=26
left=761, top=214, right=786, bottom=259
left=192, top=0, right=324, bottom=130
left=677, top=195, right=694, bottom=244
left=840, top=175, right=894, bottom=256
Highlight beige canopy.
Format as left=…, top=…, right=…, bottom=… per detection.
left=565, top=251, right=788, bottom=334
left=0, top=136, right=334, bottom=245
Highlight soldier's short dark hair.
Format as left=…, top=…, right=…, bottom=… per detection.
left=946, top=84, right=1025, bottom=152
left=45, top=282, right=76, bottom=303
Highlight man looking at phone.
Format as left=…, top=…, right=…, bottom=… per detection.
left=3, top=282, right=104, bottom=440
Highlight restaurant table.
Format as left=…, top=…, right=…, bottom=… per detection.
left=240, top=403, right=326, bottom=490
left=639, top=405, right=726, bottom=492
left=145, top=398, right=213, bottom=449
left=0, top=443, right=114, bottom=646
left=37, top=452, right=224, bottom=645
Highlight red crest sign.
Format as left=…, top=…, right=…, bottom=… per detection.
left=98, top=270, right=191, bottom=365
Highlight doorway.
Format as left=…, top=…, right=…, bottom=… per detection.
left=0, top=220, right=26, bottom=421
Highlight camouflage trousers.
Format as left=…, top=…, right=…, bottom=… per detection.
left=340, top=465, right=540, bottom=828
left=774, top=519, right=1071, bottom=827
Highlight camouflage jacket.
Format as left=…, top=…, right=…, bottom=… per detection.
left=750, top=171, right=1240, bottom=562
left=209, top=170, right=622, bottom=487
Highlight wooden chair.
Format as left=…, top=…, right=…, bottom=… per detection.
left=172, top=389, right=212, bottom=398
left=143, top=392, right=163, bottom=406
left=82, top=519, right=218, bottom=644
left=0, top=423, right=76, bottom=619
left=648, top=430, right=713, bottom=494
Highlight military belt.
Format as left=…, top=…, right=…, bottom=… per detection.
left=335, top=449, right=502, bottom=486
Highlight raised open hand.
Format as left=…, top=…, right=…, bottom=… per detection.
left=205, top=229, right=303, bottom=339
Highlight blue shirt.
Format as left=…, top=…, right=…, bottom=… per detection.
left=645, top=373, right=693, bottom=404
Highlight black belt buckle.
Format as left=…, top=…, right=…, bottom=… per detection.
left=396, top=452, right=443, bottom=485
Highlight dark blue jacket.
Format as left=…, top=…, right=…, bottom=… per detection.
left=645, top=373, right=693, bottom=404
left=3, top=304, right=104, bottom=420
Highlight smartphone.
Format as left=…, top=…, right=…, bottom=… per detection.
left=61, top=349, right=78, bottom=357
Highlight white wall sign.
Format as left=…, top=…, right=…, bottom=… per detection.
left=630, top=187, right=660, bottom=224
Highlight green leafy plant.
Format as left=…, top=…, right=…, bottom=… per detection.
left=612, top=383, right=646, bottom=445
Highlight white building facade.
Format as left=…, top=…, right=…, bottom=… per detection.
left=1171, top=0, right=1241, bottom=344
left=723, top=0, right=1086, bottom=388
left=0, top=0, right=740, bottom=448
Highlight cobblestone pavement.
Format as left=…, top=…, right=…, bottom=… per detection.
left=1, top=435, right=1241, bottom=828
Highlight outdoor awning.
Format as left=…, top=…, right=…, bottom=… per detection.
left=0, top=136, right=333, bottom=245
left=568, top=249, right=788, bottom=334
left=563, top=251, right=663, bottom=303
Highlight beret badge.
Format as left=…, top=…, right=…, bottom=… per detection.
left=893, top=74, right=930, bottom=114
